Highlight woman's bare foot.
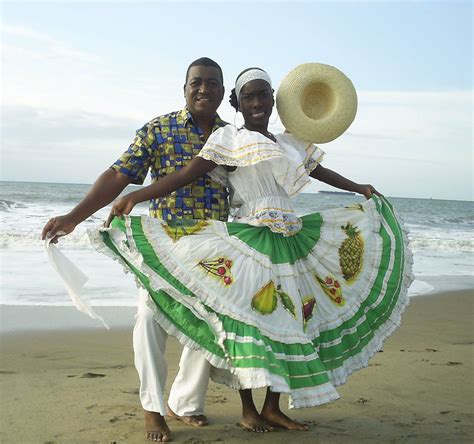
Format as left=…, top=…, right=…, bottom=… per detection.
left=239, top=410, right=272, bottom=433
left=167, top=404, right=209, bottom=427
left=144, top=410, right=172, bottom=442
left=261, top=407, right=308, bottom=431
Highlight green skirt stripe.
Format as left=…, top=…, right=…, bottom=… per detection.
left=108, top=196, right=405, bottom=368
left=316, top=196, right=405, bottom=368
left=100, top=229, right=225, bottom=359
left=103, top=225, right=336, bottom=388
left=223, top=340, right=331, bottom=389
left=113, top=217, right=196, bottom=297
left=226, top=212, right=322, bottom=264
left=95, top=195, right=409, bottom=396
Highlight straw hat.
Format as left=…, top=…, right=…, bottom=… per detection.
left=276, top=63, right=357, bottom=143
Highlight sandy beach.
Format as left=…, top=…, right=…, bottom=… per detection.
left=1, top=290, right=473, bottom=443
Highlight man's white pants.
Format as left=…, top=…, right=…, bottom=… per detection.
left=134, top=288, right=211, bottom=416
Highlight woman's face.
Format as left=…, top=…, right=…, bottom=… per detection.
left=238, top=79, right=274, bottom=131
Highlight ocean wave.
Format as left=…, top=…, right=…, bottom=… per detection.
left=443, top=215, right=474, bottom=225
left=0, top=231, right=92, bottom=248
left=0, top=199, right=28, bottom=212
left=409, top=237, right=473, bottom=253
left=1, top=227, right=472, bottom=255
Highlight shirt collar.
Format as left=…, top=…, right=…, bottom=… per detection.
left=181, top=107, right=225, bottom=131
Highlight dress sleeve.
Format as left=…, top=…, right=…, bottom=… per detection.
left=110, top=123, right=157, bottom=184
left=271, top=133, right=325, bottom=197
left=275, top=132, right=324, bottom=174
left=303, top=143, right=325, bottom=174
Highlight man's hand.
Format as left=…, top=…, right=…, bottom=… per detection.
left=41, top=215, right=78, bottom=243
left=357, top=184, right=381, bottom=199
left=105, top=195, right=136, bottom=227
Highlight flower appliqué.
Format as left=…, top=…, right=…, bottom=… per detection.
left=316, top=275, right=345, bottom=306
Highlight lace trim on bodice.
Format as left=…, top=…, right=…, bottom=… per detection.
left=233, top=205, right=302, bottom=236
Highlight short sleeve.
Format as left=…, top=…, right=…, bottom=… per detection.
left=275, top=133, right=324, bottom=174
left=111, top=123, right=157, bottom=185
left=303, top=143, right=325, bottom=174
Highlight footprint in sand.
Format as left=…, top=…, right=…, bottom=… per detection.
left=430, top=361, right=463, bottom=366
left=208, top=395, right=228, bottom=403
left=404, top=348, right=439, bottom=353
left=91, top=364, right=126, bottom=370
left=183, top=437, right=216, bottom=444
left=80, top=372, right=106, bottom=378
left=121, top=388, right=139, bottom=395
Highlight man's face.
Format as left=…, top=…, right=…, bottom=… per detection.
left=184, top=66, right=224, bottom=118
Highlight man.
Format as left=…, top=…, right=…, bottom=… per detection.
left=41, top=57, right=228, bottom=442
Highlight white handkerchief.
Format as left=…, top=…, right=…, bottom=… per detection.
left=44, top=236, right=109, bottom=329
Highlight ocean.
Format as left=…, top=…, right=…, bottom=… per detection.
left=1, top=181, right=472, bottom=307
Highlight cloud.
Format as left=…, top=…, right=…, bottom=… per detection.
left=2, top=105, right=140, bottom=151
left=1, top=23, right=53, bottom=42
left=1, top=23, right=101, bottom=63
left=1, top=22, right=179, bottom=121
left=1, top=20, right=471, bottom=199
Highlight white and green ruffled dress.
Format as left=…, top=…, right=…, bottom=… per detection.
left=89, top=125, right=413, bottom=409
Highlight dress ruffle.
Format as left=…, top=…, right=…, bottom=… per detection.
left=198, top=126, right=325, bottom=198
left=88, top=195, right=412, bottom=409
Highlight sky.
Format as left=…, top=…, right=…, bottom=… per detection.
left=1, top=0, right=472, bottom=201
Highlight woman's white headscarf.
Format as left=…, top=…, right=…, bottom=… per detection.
left=235, top=69, right=272, bottom=99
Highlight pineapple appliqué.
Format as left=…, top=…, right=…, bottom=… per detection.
left=339, top=222, right=364, bottom=282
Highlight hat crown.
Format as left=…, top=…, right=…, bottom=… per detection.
left=276, top=63, right=357, bottom=143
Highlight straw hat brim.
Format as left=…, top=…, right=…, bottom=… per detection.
left=276, top=63, right=357, bottom=143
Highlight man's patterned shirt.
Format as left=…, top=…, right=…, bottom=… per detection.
left=112, top=109, right=229, bottom=221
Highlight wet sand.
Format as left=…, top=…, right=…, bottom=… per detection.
left=1, top=290, right=473, bottom=443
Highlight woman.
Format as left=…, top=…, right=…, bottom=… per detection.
left=91, top=67, right=412, bottom=432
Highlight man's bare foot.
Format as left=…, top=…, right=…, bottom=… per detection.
left=166, top=405, right=209, bottom=427
left=261, top=407, right=308, bottom=431
left=239, top=410, right=272, bottom=433
left=144, top=410, right=172, bottom=442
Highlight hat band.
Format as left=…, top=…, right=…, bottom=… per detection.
left=235, top=69, right=272, bottom=99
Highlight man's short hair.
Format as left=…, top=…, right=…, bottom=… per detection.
left=185, top=57, right=224, bottom=85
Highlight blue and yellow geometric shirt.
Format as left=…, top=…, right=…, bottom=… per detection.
left=111, top=108, right=229, bottom=221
